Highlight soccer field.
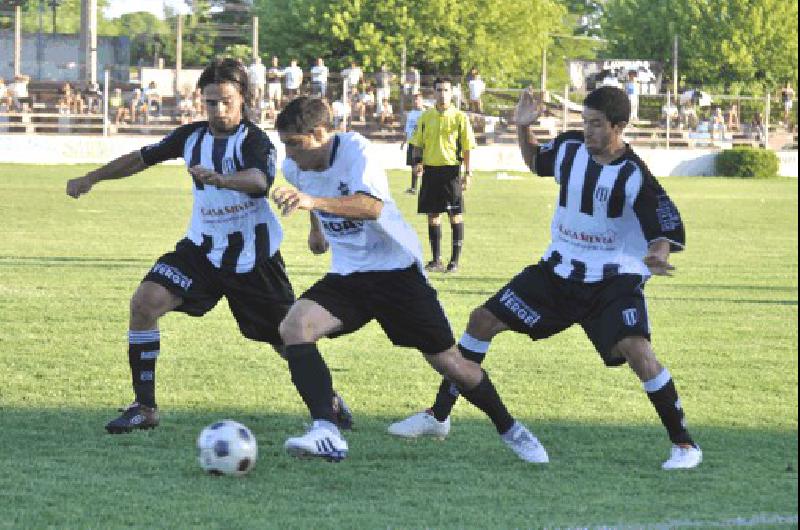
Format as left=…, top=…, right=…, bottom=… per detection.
left=0, top=163, right=797, bottom=528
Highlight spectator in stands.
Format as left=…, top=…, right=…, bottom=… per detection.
left=177, top=88, right=194, bottom=125
left=284, top=59, right=303, bottom=99
left=726, top=104, right=740, bottom=132
left=130, top=88, right=146, bottom=123
left=248, top=56, right=267, bottom=107
left=310, top=57, right=329, bottom=98
left=331, top=97, right=349, bottom=131
left=144, top=81, right=163, bottom=122
left=266, top=56, right=283, bottom=111
left=357, top=85, right=375, bottom=122
left=749, top=111, right=765, bottom=142
left=342, top=61, right=363, bottom=97
left=404, top=66, right=421, bottom=97
left=84, top=82, right=103, bottom=114
left=374, top=64, right=394, bottom=116
left=710, top=106, right=725, bottom=140
left=781, top=82, right=795, bottom=129
left=57, top=82, right=76, bottom=114
left=347, top=85, right=360, bottom=119
left=0, top=78, right=11, bottom=110
left=378, top=97, right=394, bottom=129
left=625, top=70, right=639, bottom=121
left=466, top=66, right=478, bottom=84
left=10, top=74, right=31, bottom=112
left=467, top=70, right=486, bottom=113
left=110, top=88, right=131, bottom=125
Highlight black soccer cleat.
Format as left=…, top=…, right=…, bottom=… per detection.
left=332, top=392, right=354, bottom=431
left=105, top=402, right=160, bottom=434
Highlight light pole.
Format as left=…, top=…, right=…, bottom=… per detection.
left=48, top=0, right=60, bottom=34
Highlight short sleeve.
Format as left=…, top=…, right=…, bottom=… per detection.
left=240, top=127, right=277, bottom=185
left=534, top=130, right=583, bottom=177
left=459, top=113, right=477, bottom=151
left=344, top=140, right=389, bottom=201
left=140, top=123, right=202, bottom=166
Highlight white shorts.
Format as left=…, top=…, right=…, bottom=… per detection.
left=268, top=83, right=282, bottom=101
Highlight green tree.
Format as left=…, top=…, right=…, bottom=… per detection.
left=602, top=0, right=798, bottom=94
left=254, top=0, right=567, bottom=86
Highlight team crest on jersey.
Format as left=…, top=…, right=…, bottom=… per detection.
left=594, top=186, right=610, bottom=202
left=337, top=181, right=350, bottom=196
left=622, top=308, right=638, bottom=327
left=221, top=157, right=236, bottom=175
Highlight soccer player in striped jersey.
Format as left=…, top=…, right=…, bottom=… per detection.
left=389, top=86, right=702, bottom=470
left=66, top=59, right=351, bottom=434
left=270, top=97, right=547, bottom=463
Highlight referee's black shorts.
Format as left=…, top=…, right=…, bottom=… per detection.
left=418, top=165, right=463, bottom=215
left=142, top=239, right=295, bottom=345
left=300, top=265, right=455, bottom=355
left=483, top=263, right=651, bottom=366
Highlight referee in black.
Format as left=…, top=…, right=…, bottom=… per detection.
left=409, top=77, right=476, bottom=273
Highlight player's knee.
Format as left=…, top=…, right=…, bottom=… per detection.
left=278, top=314, right=314, bottom=344
left=129, top=291, right=166, bottom=322
left=614, top=336, right=653, bottom=363
left=466, top=306, right=503, bottom=341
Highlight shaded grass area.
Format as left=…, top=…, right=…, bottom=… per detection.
left=0, top=164, right=797, bottom=527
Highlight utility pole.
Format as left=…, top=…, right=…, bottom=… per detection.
left=14, top=4, right=22, bottom=77
left=37, top=0, right=44, bottom=78
left=79, top=0, right=97, bottom=85
left=175, top=14, right=183, bottom=97
left=400, top=43, right=406, bottom=112
left=673, top=35, right=679, bottom=103
left=252, top=16, right=259, bottom=61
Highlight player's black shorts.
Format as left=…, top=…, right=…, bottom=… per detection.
left=142, top=239, right=295, bottom=345
left=418, top=165, right=463, bottom=215
left=406, top=144, right=415, bottom=166
left=300, top=265, right=455, bottom=355
left=483, top=263, right=651, bottom=366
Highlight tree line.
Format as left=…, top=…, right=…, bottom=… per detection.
left=1, top=0, right=796, bottom=93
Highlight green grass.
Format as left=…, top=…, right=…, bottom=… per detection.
left=0, top=163, right=797, bottom=528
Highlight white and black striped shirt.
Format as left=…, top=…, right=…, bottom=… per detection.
left=535, top=131, right=685, bottom=283
left=140, top=120, right=282, bottom=273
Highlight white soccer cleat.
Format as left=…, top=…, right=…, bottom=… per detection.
left=502, top=423, right=549, bottom=464
left=662, top=444, right=703, bottom=470
left=284, top=421, right=348, bottom=462
left=387, top=410, right=451, bottom=439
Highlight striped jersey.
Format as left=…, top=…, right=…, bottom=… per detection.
left=140, top=120, right=282, bottom=273
left=283, top=132, right=424, bottom=275
left=535, top=131, right=685, bottom=283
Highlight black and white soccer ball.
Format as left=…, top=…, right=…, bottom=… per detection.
left=197, top=420, right=257, bottom=476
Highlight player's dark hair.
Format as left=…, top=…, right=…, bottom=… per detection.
left=433, top=77, right=451, bottom=89
left=583, top=86, right=630, bottom=125
left=197, top=58, right=251, bottom=109
left=275, top=97, right=332, bottom=132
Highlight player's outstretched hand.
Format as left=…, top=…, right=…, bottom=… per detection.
left=644, top=254, right=675, bottom=276
left=308, top=229, right=329, bottom=255
left=189, top=165, right=224, bottom=188
left=66, top=175, right=94, bottom=198
left=271, top=186, right=314, bottom=216
left=514, top=86, right=541, bottom=127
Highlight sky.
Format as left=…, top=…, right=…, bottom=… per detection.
left=103, top=0, right=191, bottom=19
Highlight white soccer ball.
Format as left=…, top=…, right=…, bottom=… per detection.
left=197, top=420, right=257, bottom=476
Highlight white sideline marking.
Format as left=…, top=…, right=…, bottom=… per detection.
left=580, top=513, right=798, bottom=529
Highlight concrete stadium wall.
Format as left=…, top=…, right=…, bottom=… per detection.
left=0, top=32, right=130, bottom=82
left=0, top=133, right=796, bottom=178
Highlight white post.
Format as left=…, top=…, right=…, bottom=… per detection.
left=252, top=16, right=259, bottom=60
left=14, top=5, right=22, bottom=78
left=666, top=90, right=671, bottom=150
left=562, top=84, right=568, bottom=133
left=103, top=69, right=110, bottom=136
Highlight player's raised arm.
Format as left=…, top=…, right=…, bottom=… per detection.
left=514, top=87, right=542, bottom=174
left=65, top=150, right=148, bottom=199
